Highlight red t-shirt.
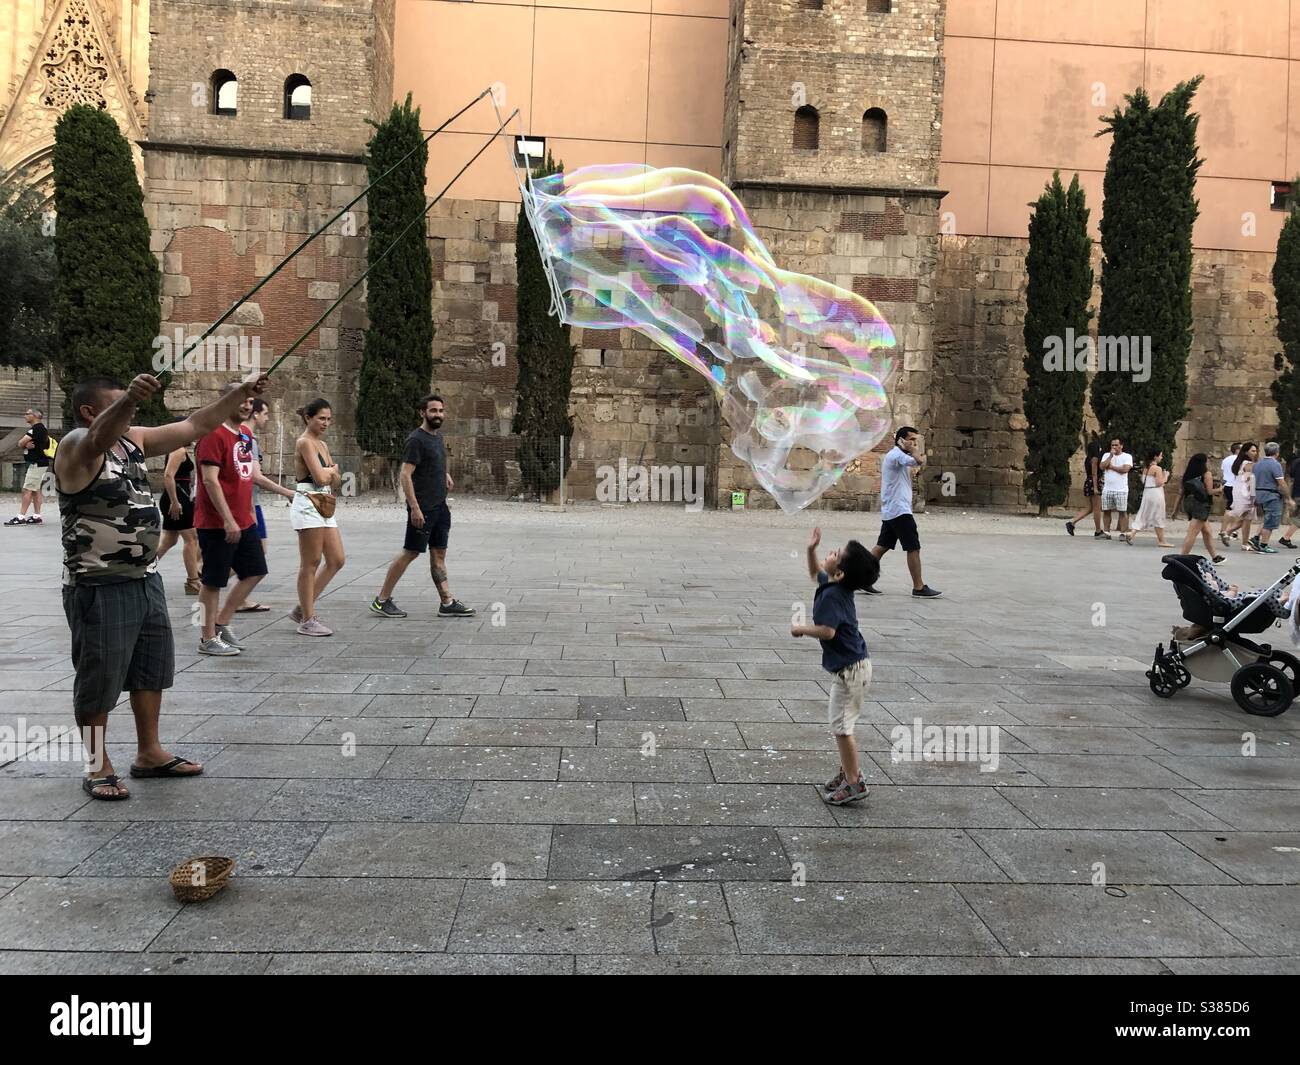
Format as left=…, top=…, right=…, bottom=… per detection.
left=193, top=423, right=256, bottom=530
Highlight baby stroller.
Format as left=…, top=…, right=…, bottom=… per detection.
left=1148, top=554, right=1300, bottom=716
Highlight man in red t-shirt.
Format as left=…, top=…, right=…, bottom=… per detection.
left=193, top=385, right=267, bottom=655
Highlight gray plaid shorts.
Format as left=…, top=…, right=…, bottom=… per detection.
left=62, top=572, right=175, bottom=724
left=1102, top=490, right=1128, bottom=512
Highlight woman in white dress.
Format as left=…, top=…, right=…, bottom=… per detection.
left=1127, top=449, right=1172, bottom=547
left=1220, top=442, right=1259, bottom=550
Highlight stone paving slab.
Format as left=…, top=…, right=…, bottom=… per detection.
left=7, top=505, right=1300, bottom=972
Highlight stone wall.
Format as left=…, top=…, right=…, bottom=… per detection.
left=723, top=0, right=945, bottom=191
left=929, top=233, right=1283, bottom=510
left=147, top=0, right=393, bottom=157
left=142, top=145, right=371, bottom=482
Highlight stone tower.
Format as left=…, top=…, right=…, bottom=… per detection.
left=720, top=0, right=946, bottom=508
left=143, top=0, right=396, bottom=476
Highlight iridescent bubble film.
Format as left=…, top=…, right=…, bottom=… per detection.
left=520, top=163, right=897, bottom=512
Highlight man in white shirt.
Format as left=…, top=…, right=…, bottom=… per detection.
left=1221, top=443, right=1239, bottom=516
left=867, top=426, right=941, bottom=598
left=1098, top=437, right=1133, bottom=538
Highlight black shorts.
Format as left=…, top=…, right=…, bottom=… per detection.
left=877, top=513, right=921, bottom=553
left=159, top=486, right=194, bottom=532
left=1223, top=486, right=1234, bottom=508
left=197, top=524, right=269, bottom=588
left=62, top=572, right=175, bottom=723
left=404, top=502, right=451, bottom=553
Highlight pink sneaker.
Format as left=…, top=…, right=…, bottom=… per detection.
left=297, top=616, right=332, bottom=637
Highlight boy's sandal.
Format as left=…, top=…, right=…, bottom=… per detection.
left=824, top=770, right=846, bottom=793
left=82, top=774, right=129, bottom=801
left=129, top=756, right=203, bottom=779
left=825, top=777, right=869, bottom=806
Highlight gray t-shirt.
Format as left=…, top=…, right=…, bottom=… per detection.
left=880, top=446, right=918, bottom=520
left=1255, top=456, right=1285, bottom=495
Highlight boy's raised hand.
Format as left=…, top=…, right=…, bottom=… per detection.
left=808, top=527, right=821, bottom=550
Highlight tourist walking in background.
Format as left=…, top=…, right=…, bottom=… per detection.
left=6, top=407, right=51, bottom=526
left=1249, top=442, right=1290, bottom=554
left=371, top=394, right=475, bottom=619
left=1065, top=436, right=1104, bottom=538
left=1277, top=448, right=1300, bottom=548
left=236, top=398, right=294, bottom=615
left=1220, top=443, right=1240, bottom=519
left=1177, top=453, right=1225, bottom=562
left=155, top=431, right=200, bottom=595
left=1220, top=442, right=1258, bottom=551
left=1125, top=449, right=1172, bottom=547
left=1099, top=438, right=1134, bottom=539
left=290, top=399, right=346, bottom=637
left=867, top=425, right=941, bottom=598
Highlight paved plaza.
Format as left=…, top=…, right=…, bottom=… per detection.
left=0, top=500, right=1298, bottom=974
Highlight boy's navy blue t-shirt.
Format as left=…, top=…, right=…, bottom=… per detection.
left=813, top=571, right=868, bottom=672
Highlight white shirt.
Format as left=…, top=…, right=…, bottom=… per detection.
left=1102, top=452, right=1133, bottom=493
left=1222, top=454, right=1237, bottom=488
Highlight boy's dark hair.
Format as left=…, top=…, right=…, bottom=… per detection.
left=837, top=540, right=880, bottom=593
left=70, top=377, right=126, bottom=426
left=894, top=425, right=918, bottom=445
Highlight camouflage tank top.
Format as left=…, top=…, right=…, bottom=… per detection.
left=58, top=436, right=161, bottom=586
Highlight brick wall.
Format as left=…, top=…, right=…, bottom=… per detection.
left=143, top=146, right=371, bottom=481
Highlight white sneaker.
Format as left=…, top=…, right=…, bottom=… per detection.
left=198, top=635, right=240, bottom=656
left=297, top=617, right=333, bottom=637
left=216, top=624, right=243, bottom=649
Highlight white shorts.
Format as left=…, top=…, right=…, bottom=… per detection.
left=22, top=464, right=47, bottom=493
left=290, top=486, right=337, bottom=531
left=828, top=658, right=872, bottom=736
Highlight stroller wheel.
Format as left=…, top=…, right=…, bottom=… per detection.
left=1261, top=650, right=1300, bottom=687
left=1230, top=663, right=1294, bottom=717
left=1149, top=672, right=1178, bottom=698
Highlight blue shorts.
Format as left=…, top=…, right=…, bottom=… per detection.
left=255, top=504, right=267, bottom=539
left=1260, top=492, right=1284, bottom=530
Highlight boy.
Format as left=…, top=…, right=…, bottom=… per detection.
left=791, top=526, right=879, bottom=805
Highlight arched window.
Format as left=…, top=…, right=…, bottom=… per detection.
left=285, top=74, right=312, bottom=121
left=794, top=106, right=819, bottom=150
left=211, top=69, right=237, bottom=116
left=862, top=108, right=887, bottom=153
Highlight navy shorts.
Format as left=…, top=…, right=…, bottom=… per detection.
left=197, top=525, right=269, bottom=588
left=877, top=513, right=921, bottom=553
left=403, top=502, right=451, bottom=553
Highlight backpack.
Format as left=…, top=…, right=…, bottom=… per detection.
left=43, top=435, right=58, bottom=459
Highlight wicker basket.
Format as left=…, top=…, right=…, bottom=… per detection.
left=169, top=855, right=235, bottom=903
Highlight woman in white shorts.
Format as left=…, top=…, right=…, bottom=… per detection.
left=290, top=399, right=345, bottom=637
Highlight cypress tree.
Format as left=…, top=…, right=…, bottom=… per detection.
left=356, top=94, right=433, bottom=486
left=1091, top=78, right=1202, bottom=498
left=0, top=168, right=56, bottom=371
left=1023, top=171, right=1093, bottom=514
left=1271, top=191, right=1300, bottom=460
left=513, top=151, right=575, bottom=498
left=52, top=105, right=165, bottom=423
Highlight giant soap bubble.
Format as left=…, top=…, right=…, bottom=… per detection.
left=521, top=163, right=898, bottom=512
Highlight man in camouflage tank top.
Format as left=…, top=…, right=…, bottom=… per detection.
left=56, top=372, right=269, bottom=800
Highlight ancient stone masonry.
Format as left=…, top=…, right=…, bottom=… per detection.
left=720, top=0, right=947, bottom=509
left=142, top=0, right=395, bottom=482
left=930, top=236, right=1283, bottom=511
